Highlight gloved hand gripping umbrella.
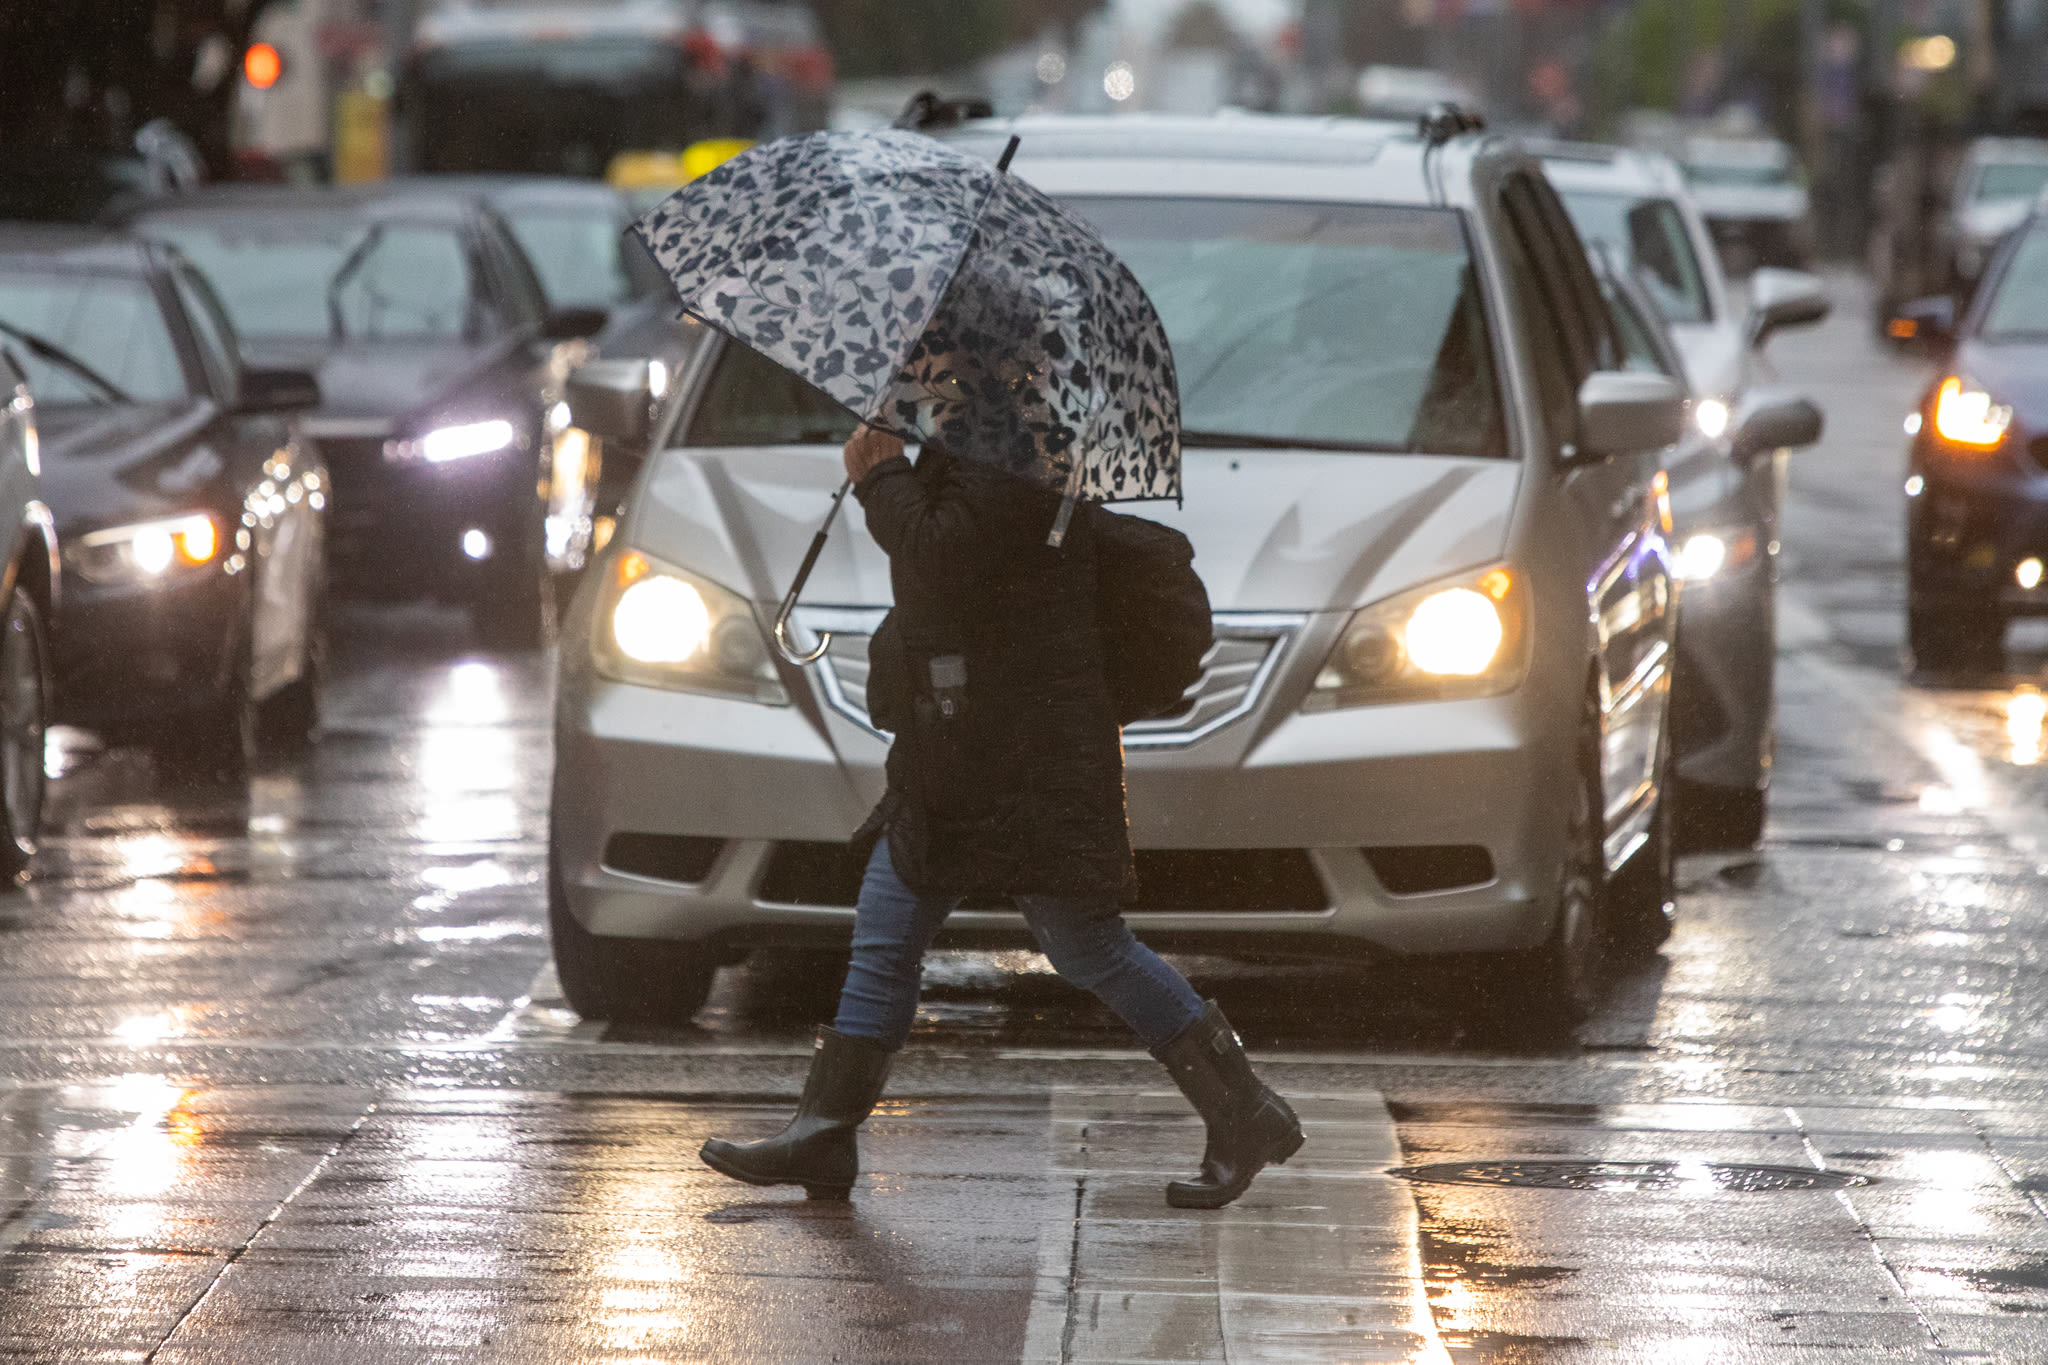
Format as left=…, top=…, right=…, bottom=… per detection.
left=630, top=129, right=1181, bottom=665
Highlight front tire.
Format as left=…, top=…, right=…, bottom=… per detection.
left=1607, top=731, right=1677, bottom=960
left=1492, top=690, right=1608, bottom=1026
left=548, top=845, right=716, bottom=1027
left=0, top=588, right=49, bottom=879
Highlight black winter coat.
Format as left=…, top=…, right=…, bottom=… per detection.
left=852, top=448, right=1132, bottom=901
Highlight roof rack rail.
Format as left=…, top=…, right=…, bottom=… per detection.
left=1418, top=103, right=1486, bottom=147
left=893, top=92, right=995, bottom=132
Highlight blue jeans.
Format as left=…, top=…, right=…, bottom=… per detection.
left=832, top=840, right=1204, bottom=1052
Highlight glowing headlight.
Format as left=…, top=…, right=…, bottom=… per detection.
left=1931, top=377, right=2012, bottom=449
left=1693, top=398, right=1730, bottom=439
left=1677, top=533, right=1727, bottom=581
left=1403, top=589, right=1503, bottom=676
left=72, top=513, right=219, bottom=585
left=613, top=574, right=711, bottom=664
left=595, top=550, right=787, bottom=705
left=1305, top=566, right=1525, bottom=711
left=384, top=418, right=519, bottom=464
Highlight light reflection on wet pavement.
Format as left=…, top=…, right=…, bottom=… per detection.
left=1, top=276, right=2046, bottom=1359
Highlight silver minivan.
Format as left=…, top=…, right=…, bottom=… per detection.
left=549, top=115, right=1686, bottom=1028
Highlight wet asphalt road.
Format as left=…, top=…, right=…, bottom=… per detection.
left=5, top=272, right=2048, bottom=1362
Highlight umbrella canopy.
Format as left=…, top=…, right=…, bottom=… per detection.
left=631, top=129, right=1180, bottom=504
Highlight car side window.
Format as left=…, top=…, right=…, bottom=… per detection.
left=169, top=264, right=241, bottom=406
left=1602, top=283, right=1673, bottom=377
left=1496, top=184, right=1583, bottom=452
left=1526, top=176, right=1623, bottom=373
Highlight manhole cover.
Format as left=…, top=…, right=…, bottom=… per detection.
left=1389, top=1160, right=1871, bottom=1193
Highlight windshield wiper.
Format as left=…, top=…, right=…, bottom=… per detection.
left=0, top=319, right=129, bottom=403
left=325, top=224, right=383, bottom=342
left=1180, top=428, right=1402, bottom=453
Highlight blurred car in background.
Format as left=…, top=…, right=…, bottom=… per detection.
left=1940, top=138, right=2048, bottom=297
left=0, top=348, right=54, bottom=874
left=0, top=230, right=323, bottom=780
left=1681, top=135, right=1813, bottom=271
left=408, top=174, right=706, bottom=575
left=1894, top=204, right=2048, bottom=673
left=1542, top=141, right=1829, bottom=849
left=129, top=184, right=605, bottom=649
left=548, top=113, right=1687, bottom=1028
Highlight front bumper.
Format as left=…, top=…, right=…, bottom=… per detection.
left=52, top=569, right=243, bottom=737
left=1907, top=449, right=2048, bottom=615
left=314, top=434, right=535, bottom=602
left=551, top=652, right=1566, bottom=962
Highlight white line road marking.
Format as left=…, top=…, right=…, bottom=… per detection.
left=1024, top=1087, right=1451, bottom=1365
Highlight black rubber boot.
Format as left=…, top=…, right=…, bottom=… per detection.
left=699, top=1026, right=893, bottom=1200
left=1154, top=1001, right=1303, bottom=1209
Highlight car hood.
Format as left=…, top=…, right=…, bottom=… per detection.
left=32, top=400, right=232, bottom=531
left=1669, top=320, right=1745, bottom=398
left=1956, top=339, right=2048, bottom=435
left=244, top=337, right=509, bottom=429
left=627, top=445, right=1522, bottom=613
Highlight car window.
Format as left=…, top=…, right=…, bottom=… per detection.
left=170, top=264, right=242, bottom=404
left=1494, top=206, right=1580, bottom=452
left=502, top=203, right=647, bottom=310
left=684, top=338, right=860, bottom=446
left=1066, top=197, right=1504, bottom=456
left=1981, top=226, right=2048, bottom=339
left=0, top=270, right=188, bottom=403
left=476, top=219, right=548, bottom=332
left=1556, top=190, right=1712, bottom=325
left=148, top=216, right=474, bottom=342
left=1972, top=163, right=2048, bottom=203
left=1597, top=276, right=1676, bottom=378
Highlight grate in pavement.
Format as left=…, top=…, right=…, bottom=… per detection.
left=1389, top=1160, right=1872, bottom=1192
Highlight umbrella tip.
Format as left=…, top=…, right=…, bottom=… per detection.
left=997, top=135, right=1021, bottom=174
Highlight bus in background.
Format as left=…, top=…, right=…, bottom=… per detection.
left=402, top=0, right=832, bottom=183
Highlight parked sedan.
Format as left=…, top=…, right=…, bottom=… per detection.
left=1543, top=141, right=1830, bottom=848
left=0, top=230, right=324, bottom=777
left=548, top=113, right=1685, bottom=1029
left=1895, top=206, right=2048, bottom=672
left=0, top=348, right=56, bottom=874
left=129, top=185, right=604, bottom=648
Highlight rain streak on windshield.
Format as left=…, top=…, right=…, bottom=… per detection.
left=0, top=272, right=185, bottom=403
left=149, top=219, right=473, bottom=342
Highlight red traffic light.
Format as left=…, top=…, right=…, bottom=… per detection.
left=244, top=42, right=283, bottom=91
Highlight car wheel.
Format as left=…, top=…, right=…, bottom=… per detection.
left=547, top=844, right=715, bottom=1027
left=1909, top=607, right=2004, bottom=675
left=255, top=643, right=321, bottom=757
left=0, top=588, right=49, bottom=879
left=1493, top=690, right=1608, bottom=1026
left=1607, top=730, right=1677, bottom=961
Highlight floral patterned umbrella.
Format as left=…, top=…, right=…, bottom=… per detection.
left=631, top=129, right=1181, bottom=507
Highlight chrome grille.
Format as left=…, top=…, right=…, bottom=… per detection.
left=806, top=610, right=1301, bottom=749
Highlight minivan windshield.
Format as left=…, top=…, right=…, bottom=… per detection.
left=1972, top=162, right=2048, bottom=203
left=1981, top=226, right=2048, bottom=339
left=1557, top=191, right=1712, bottom=324
left=682, top=197, right=1506, bottom=457
left=147, top=216, right=474, bottom=342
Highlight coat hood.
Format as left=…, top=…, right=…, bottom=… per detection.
left=627, top=444, right=1522, bottom=613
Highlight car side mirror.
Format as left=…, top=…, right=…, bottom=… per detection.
left=1888, top=294, right=1956, bottom=350
left=564, top=358, right=656, bottom=449
left=1746, top=267, right=1830, bottom=346
left=543, top=306, right=610, bottom=342
left=1574, top=371, right=1687, bottom=461
left=1730, top=389, right=1824, bottom=461
left=237, top=366, right=321, bottom=414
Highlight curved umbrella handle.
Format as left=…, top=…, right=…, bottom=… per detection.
left=772, top=477, right=854, bottom=667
